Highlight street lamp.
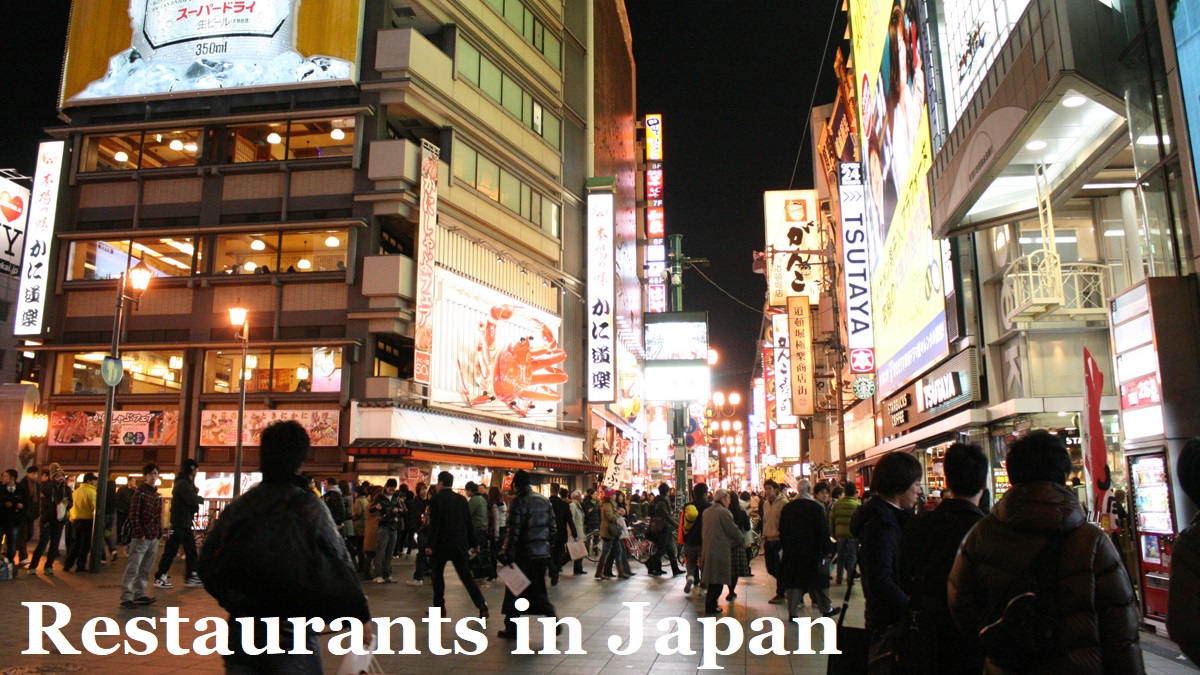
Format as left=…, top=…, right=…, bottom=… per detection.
left=229, top=305, right=249, bottom=498
left=89, top=261, right=152, bottom=572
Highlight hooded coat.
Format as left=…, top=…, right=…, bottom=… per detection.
left=948, top=481, right=1143, bottom=674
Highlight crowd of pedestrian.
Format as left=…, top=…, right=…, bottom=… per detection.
left=5, top=423, right=1200, bottom=673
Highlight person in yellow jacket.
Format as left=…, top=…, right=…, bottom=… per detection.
left=829, top=483, right=862, bottom=584
left=62, top=472, right=98, bottom=572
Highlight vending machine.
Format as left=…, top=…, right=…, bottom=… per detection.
left=1110, top=278, right=1200, bottom=631
left=1127, top=451, right=1176, bottom=621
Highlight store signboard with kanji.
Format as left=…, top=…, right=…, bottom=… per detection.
left=764, top=189, right=822, bottom=306
left=786, top=296, right=814, bottom=415
left=771, top=314, right=798, bottom=425
left=413, top=140, right=440, bottom=384
left=14, top=141, right=65, bottom=337
left=60, top=0, right=363, bottom=106
left=587, top=192, right=616, bottom=403
left=50, top=411, right=178, bottom=446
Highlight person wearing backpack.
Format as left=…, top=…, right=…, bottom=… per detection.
left=948, top=430, right=1143, bottom=673
left=198, top=421, right=369, bottom=673
left=896, top=442, right=989, bottom=673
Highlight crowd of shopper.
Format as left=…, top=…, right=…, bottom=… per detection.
left=5, top=424, right=1200, bottom=673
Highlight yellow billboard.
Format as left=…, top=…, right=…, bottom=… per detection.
left=849, top=0, right=948, bottom=395
left=60, top=0, right=363, bottom=108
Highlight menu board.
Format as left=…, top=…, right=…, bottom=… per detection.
left=1130, top=454, right=1174, bottom=535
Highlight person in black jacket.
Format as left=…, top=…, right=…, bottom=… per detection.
left=646, top=482, right=683, bottom=576
left=199, top=421, right=369, bottom=674
left=548, top=484, right=574, bottom=585
left=1, top=469, right=28, bottom=563
left=779, top=480, right=836, bottom=619
left=154, top=459, right=204, bottom=588
left=28, top=468, right=72, bottom=575
left=425, top=471, right=488, bottom=618
left=897, top=442, right=988, bottom=672
left=497, top=469, right=555, bottom=639
left=850, top=451, right=922, bottom=642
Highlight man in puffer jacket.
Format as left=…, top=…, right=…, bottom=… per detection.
left=949, top=430, right=1143, bottom=674
left=497, top=469, right=555, bottom=639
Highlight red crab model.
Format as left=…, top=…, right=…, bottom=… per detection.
left=460, top=305, right=568, bottom=416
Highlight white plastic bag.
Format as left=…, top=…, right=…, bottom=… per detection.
left=497, top=563, right=531, bottom=596
left=567, top=537, right=587, bottom=561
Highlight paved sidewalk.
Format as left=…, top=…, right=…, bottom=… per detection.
left=0, top=550, right=1194, bottom=674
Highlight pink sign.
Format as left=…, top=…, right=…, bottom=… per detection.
left=413, top=139, right=440, bottom=384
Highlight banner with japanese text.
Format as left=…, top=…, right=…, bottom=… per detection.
left=764, top=190, right=821, bottom=306
left=199, top=409, right=339, bottom=447
left=413, top=139, right=440, bottom=384
left=587, top=191, right=616, bottom=402
left=14, top=141, right=65, bottom=336
left=786, top=296, right=814, bottom=416
left=50, top=411, right=178, bottom=446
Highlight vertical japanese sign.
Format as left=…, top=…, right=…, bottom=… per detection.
left=764, top=190, right=822, bottom=306
left=587, top=192, right=616, bottom=403
left=15, top=141, right=65, bottom=337
left=644, top=114, right=667, bottom=310
left=1082, top=347, right=1111, bottom=517
left=839, top=162, right=875, bottom=373
left=787, top=296, right=814, bottom=416
left=412, top=139, right=440, bottom=384
left=0, top=177, right=30, bottom=277
left=771, top=314, right=798, bottom=425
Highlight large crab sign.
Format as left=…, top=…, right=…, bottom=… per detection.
left=459, top=305, right=568, bottom=416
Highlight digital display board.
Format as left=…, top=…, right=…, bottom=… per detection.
left=644, top=311, right=708, bottom=360
left=60, top=0, right=362, bottom=107
left=849, top=0, right=949, bottom=395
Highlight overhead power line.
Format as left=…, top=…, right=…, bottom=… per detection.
left=685, top=261, right=764, bottom=315
left=788, top=0, right=843, bottom=190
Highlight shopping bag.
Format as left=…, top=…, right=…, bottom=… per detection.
left=497, top=563, right=531, bottom=596
left=567, top=537, right=587, bottom=561
left=336, top=634, right=385, bottom=675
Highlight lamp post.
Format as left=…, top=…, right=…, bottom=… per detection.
left=89, top=262, right=153, bottom=573
left=229, top=305, right=249, bottom=499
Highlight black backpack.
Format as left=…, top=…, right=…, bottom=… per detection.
left=978, top=531, right=1070, bottom=670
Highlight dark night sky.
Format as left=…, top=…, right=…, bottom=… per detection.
left=625, top=2, right=844, bottom=396
left=1, top=0, right=845, bottom=398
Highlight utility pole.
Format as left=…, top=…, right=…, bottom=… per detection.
left=667, top=233, right=707, bottom=508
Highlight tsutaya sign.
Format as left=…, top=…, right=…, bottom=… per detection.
left=14, top=141, right=66, bottom=337
left=839, top=162, right=875, bottom=373
left=587, top=190, right=617, bottom=403
left=880, top=349, right=978, bottom=437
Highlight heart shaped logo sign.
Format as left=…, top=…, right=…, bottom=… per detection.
left=0, top=192, right=24, bottom=224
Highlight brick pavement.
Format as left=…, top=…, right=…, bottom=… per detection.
left=0, top=549, right=1194, bottom=674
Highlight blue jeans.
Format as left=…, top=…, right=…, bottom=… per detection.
left=836, top=537, right=857, bottom=582
left=598, top=537, right=624, bottom=575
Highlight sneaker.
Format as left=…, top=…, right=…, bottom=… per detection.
left=768, top=595, right=787, bottom=605
left=372, top=577, right=386, bottom=584
left=185, top=575, right=204, bottom=587
left=683, top=577, right=693, bottom=594
left=822, top=608, right=840, bottom=618
left=154, top=575, right=173, bottom=589
left=43, top=567, right=54, bottom=576
left=27, top=568, right=35, bottom=575
left=132, top=596, right=156, bottom=605
left=406, top=579, right=424, bottom=587
left=385, top=577, right=398, bottom=584
left=120, top=600, right=137, bottom=609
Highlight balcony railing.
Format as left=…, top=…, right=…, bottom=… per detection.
left=1001, top=250, right=1064, bottom=323
left=1057, top=262, right=1110, bottom=318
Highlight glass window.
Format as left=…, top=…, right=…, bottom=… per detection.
left=543, top=112, right=560, bottom=149
left=531, top=100, right=543, bottom=135
left=280, top=231, right=347, bottom=272
left=457, top=40, right=480, bottom=85
left=226, top=123, right=288, bottom=163
left=499, top=170, right=520, bottom=213
left=140, top=129, right=202, bottom=168
left=546, top=35, right=561, bottom=70
left=504, top=1, right=524, bottom=29
left=203, top=347, right=342, bottom=393
left=501, top=75, right=523, bottom=118
left=544, top=200, right=560, bottom=238
left=479, top=58, right=502, bottom=102
left=476, top=155, right=500, bottom=201
left=286, top=118, right=355, bottom=160
left=65, top=237, right=198, bottom=281
left=56, top=350, right=184, bottom=395
left=215, top=232, right=279, bottom=275
left=485, top=0, right=503, bottom=14
left=203, top=349, right=271, bottom=393
left=80, top=132, right=142, bottom=172
left=520, top=183, right=532, bottom=220
left=453, top=143, right=477, bottom=185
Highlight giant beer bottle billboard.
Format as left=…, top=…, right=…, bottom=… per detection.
left=60, top=0, right=363, bottom=107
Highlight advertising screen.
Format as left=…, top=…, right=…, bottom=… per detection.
left=1175, top=0, right=1200, bottom=201
left=849, top=0, right=948, bottom=395
left=644, top=312, right=708, bottom=360
left=60, top=0, right=363, bottom=107
left=644, top=361, right=711, bottom=403
left=934, top=0, right=1031, bottom=127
